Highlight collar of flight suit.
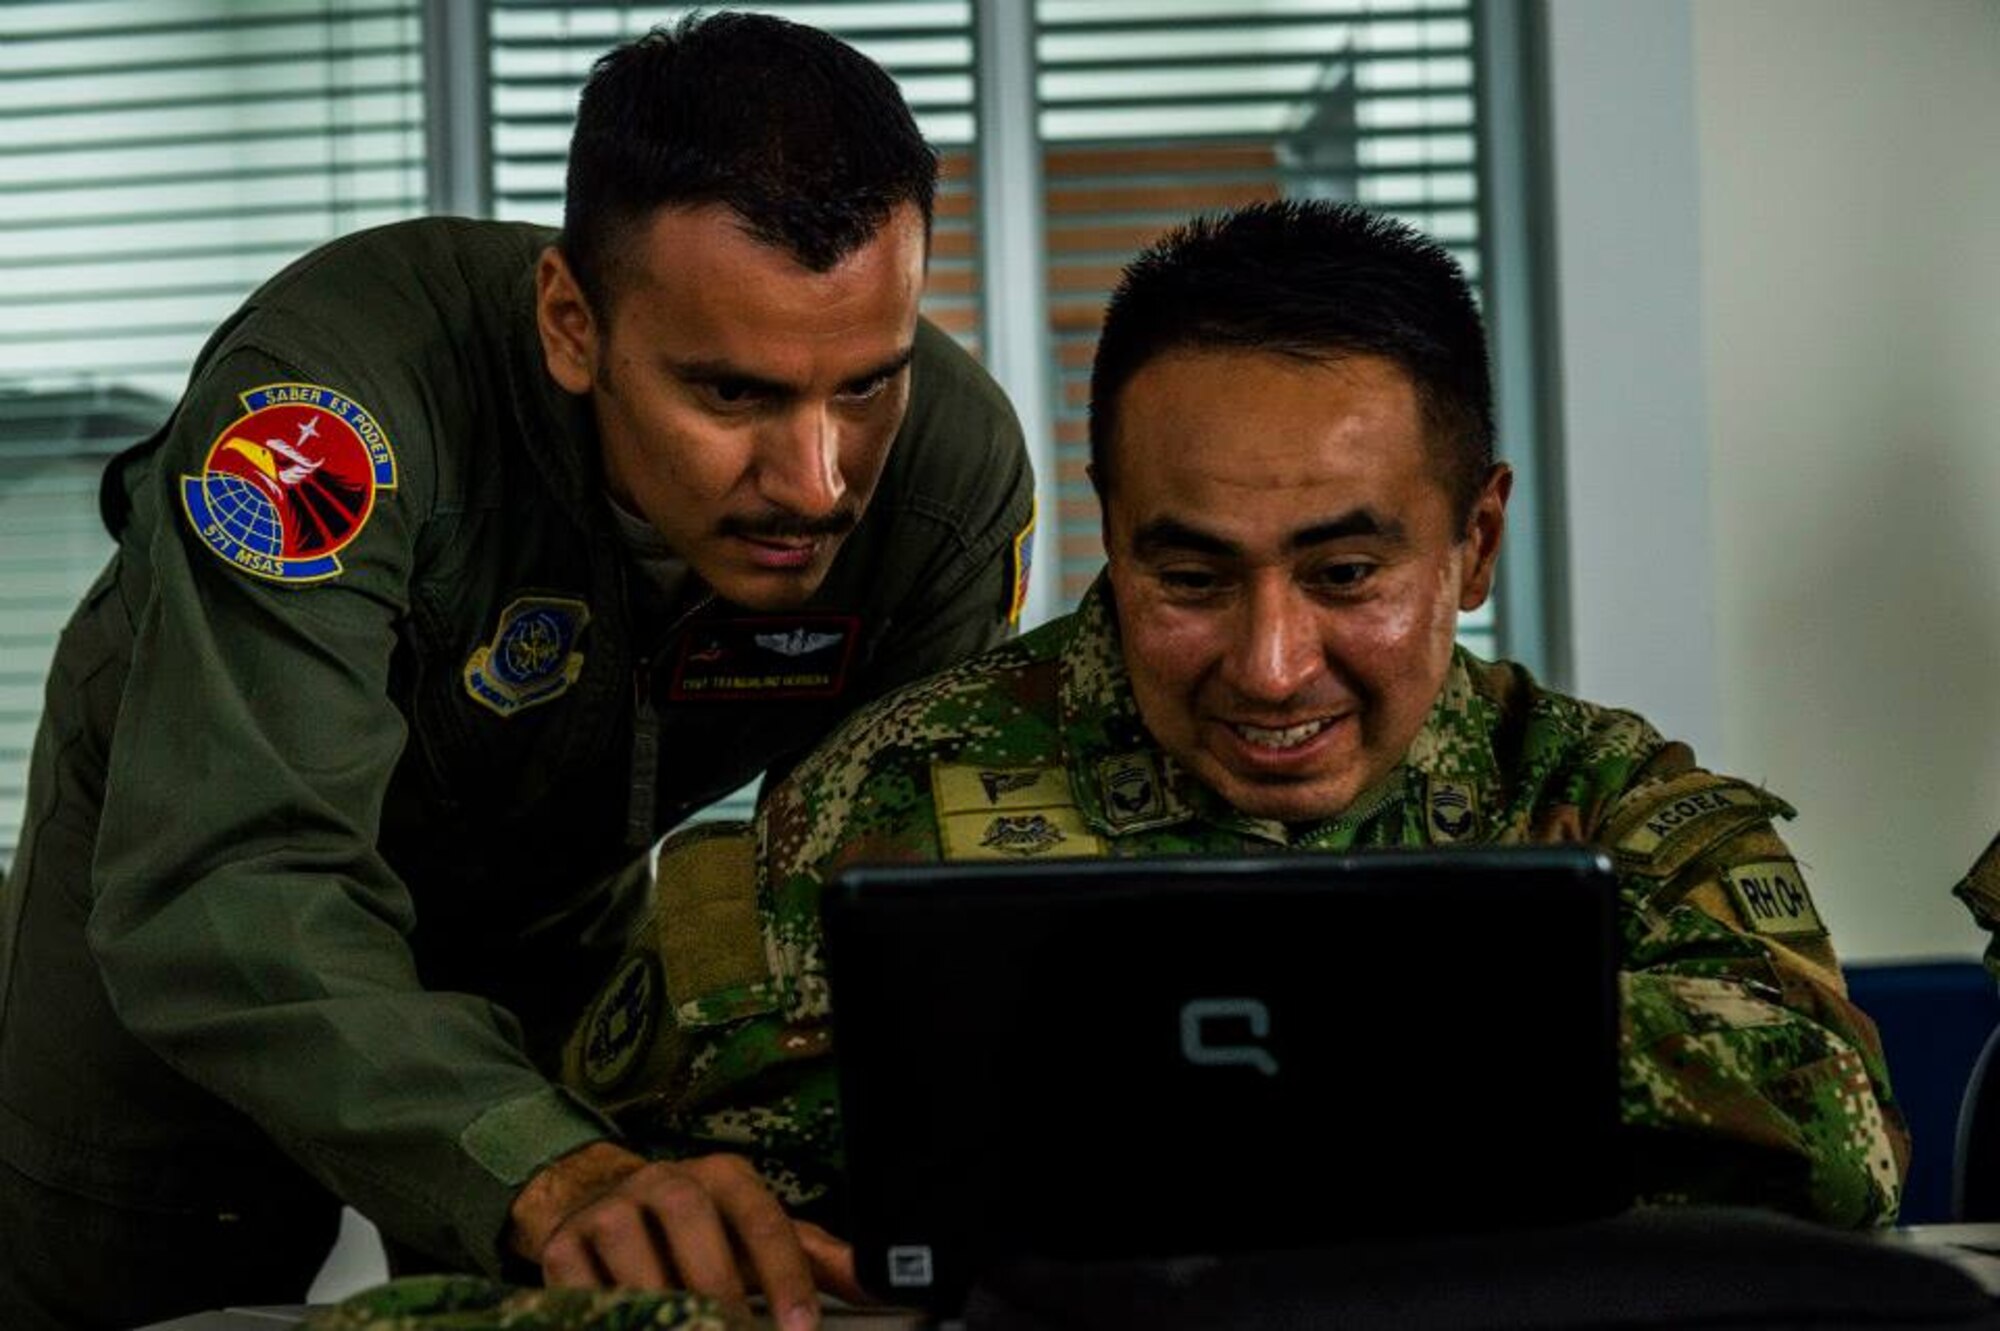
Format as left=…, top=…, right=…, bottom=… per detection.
left=1054, top=574, right=1501, bottom=849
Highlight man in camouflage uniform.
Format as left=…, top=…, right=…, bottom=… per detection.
left=555, top=201, right=1907, bottom=1262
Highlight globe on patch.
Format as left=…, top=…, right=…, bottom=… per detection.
left=201, top=472, right=285, bottom=560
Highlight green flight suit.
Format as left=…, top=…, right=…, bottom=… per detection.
left=0, top=217, right=1032, bottom=1329
left=571, top=576, right=1909, bottom=1236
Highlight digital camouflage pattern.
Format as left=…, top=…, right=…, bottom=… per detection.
left=305, top=1274, right=740, bottom=1330
left=570, top=577, right=1908, bottom=1229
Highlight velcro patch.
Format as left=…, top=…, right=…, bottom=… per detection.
left=1606, top=773, right=1781, bottom=879
left=933, top=760, right=1105, bottom=859
left=572, top=951, right=662, bottom=1096
left=463, top=595, right=590, bottom=717
left=941, top=807, right=1105, bottom=861
left=653, top=821, right=772, bottom=1018
left=1722, top=858, right=1828, bottom=939
left=1424, top=776, right=1480, bottom=844
left=933, top=763, right=1072, bottom=814
left=669, top=616, right=858, bottom=701
left=1096, top=752, right=1178, bottom=831
left=179, top=382, right=396, bottom=584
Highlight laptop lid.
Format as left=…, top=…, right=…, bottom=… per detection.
left=823, top=846, right=1627, bottom=1304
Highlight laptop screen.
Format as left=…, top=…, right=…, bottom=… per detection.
left=823, top=847, right=1628, bottom=1304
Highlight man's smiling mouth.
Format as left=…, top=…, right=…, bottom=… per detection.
left=1228, top=718, right=1334, bottom=750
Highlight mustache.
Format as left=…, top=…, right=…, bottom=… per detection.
left=718, top=505, right=862, bottom=541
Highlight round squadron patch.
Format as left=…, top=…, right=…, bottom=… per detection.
left=579, top=952, right=661, bottom=1094
left=179, top=383, right=396, bottom=584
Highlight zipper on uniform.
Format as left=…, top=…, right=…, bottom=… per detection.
left=625, top=588, right=716, bottom=850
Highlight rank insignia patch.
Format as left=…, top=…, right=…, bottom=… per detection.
left=1097, top=752, right=1172, bottom=831
left=1426, top=777, right=1480, bottom=843
left=979, top=813, right=1068, bottom=857
left=1007, top=498, right=1036, bottom=627
left=464, top=596, right=591, bottom=717
left=179, top=383, right=396, bottom=584
left=669, top=615, right=859, bottom=700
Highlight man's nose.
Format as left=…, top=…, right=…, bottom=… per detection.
left=757, top=405, right=847, bottom=517
left=1224, top=578, right=1324, bottom=702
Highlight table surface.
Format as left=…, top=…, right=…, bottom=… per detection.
left=136, top=1303, right=925, bottom=1330
left=136, top=1223, right=2000, bottom=1331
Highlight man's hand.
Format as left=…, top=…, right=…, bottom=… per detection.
left=508, top=1140, right=865, bottom=1327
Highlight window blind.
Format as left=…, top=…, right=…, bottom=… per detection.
left=0, top=0, right=428, bottom=866
left=1033, top=0, right=1495, bottom=657
left=487, top=1, right=983, bottom=347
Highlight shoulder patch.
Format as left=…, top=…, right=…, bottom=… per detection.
left=1603, top=772, right=1785, bottom=879
left=463, top=596, right=590, bottom=717
left=179, top=382, right=396, bottom=584
left=575, top=951, right=662, bottom=1095
left=1720, top=857, right=1828, bottom=940
left=1007, top=496, right=1036, bottom=628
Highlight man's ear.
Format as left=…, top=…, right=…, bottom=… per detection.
left=537, top=247, right=598, bottom=395
left=1086, top=461, right=1110, bottom=555
left=1457, top=462, right=1513, bottom=612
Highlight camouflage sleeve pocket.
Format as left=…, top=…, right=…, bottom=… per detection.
left=561, top=821, right=778, bottom=1112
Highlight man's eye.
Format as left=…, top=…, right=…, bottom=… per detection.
left=839, top=373, right=893, bottom=403
left=1312, top=562, right=1375, bottom=591
left=1158, top=568, right=1223, bottom=595
left=702, top=381, right=758, bottom=407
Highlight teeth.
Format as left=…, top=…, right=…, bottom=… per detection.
left=1232, top=719, right=1330, bottom=749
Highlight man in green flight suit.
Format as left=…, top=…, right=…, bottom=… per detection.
left=0, top=13, right=1031, bottom=1331
left=560, top=200, right=1907, bottom=1277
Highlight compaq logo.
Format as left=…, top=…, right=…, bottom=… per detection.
left=1179, top=997, right=1279, bottom=1077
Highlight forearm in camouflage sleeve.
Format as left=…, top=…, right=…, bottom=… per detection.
left=1602, top=767, right=1908, bottom=1226
left=557, top=822, right=847, bottom=1225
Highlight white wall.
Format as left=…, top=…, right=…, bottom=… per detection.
left=1545, top=0, right=2000, bottom=962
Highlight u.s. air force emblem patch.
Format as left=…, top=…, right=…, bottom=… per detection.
left=180, top=383, right=396, bottom=583
left=463, top=596, right=590, bottom=717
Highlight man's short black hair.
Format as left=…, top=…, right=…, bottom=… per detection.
left=562, top=11, right=937, bottom=311
left=1089, top=200, right=1496, bottom=529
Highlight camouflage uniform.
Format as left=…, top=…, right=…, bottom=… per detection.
left=570, top=578, right=1908, bottom=1230
left=305, top=1275, right=738, bottom=1331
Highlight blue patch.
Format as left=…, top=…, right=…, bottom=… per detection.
left=463, top=596, right=591, bottom=717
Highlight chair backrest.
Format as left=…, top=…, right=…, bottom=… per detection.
left=1956, top=1020, right=2000, bottom=1221
left=1842, top=960, right=2000, bottom=1223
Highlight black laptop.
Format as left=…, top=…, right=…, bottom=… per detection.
left=822, top=847, right=1629, bottom=1305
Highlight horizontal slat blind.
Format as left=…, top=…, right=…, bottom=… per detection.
left=488, top=1, right=981, bottom=351
left=0, top=0, right=428, bottom=867
left=1035, top=0, right=1494, bottom=657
